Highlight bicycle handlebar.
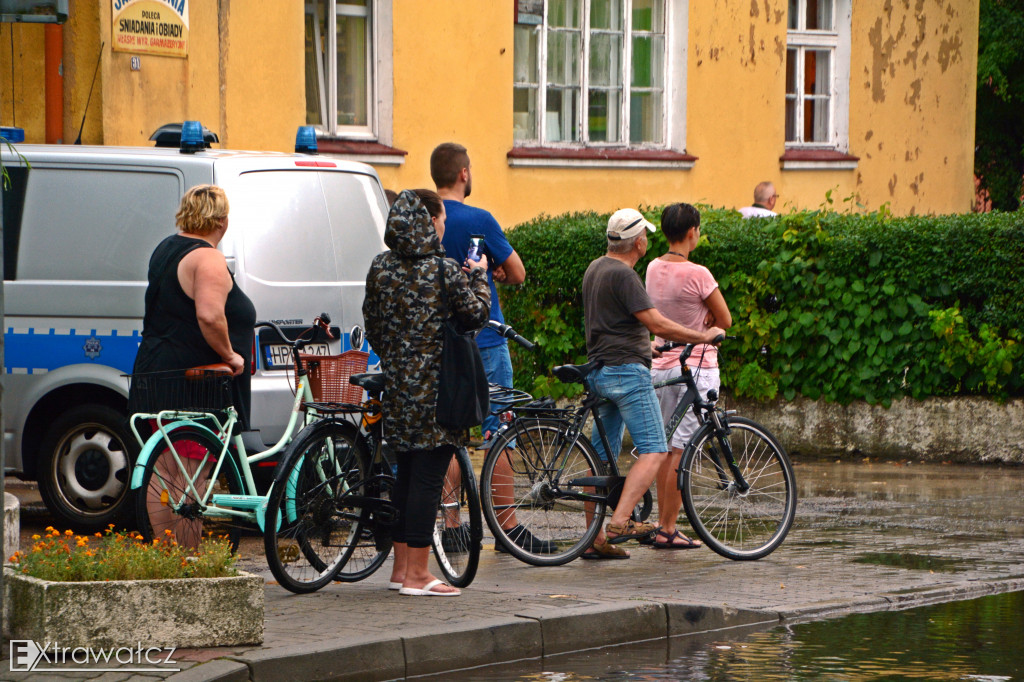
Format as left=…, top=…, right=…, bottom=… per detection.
left=255, top=313, right=335, bottom=353
left=654, top=334, right=731, bottom=355
left=487, top=320, right=536, bottom=350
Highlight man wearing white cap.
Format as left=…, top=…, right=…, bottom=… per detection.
left=579, top=208, right=725, bottom=559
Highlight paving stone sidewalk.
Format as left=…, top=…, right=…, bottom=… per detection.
left=3, top=460, right=1023, bottom=681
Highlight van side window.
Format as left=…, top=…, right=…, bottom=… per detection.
left=17, top=168, right=181, bottom=281
left=2, top=164, right=30, bottom=280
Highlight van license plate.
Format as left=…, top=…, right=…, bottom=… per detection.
left=264, top=343, right=329, bottom=370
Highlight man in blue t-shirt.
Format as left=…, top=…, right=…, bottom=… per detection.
left=431, top=142, right=553, bottom=555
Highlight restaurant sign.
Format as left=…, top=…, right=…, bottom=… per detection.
left=112, top=0, right=188, bottom=58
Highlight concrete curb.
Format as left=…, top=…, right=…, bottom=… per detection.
left=213, top=578, right=1024, bottom=681
left=166, top=659, right=250, bottom=682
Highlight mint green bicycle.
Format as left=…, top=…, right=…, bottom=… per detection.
left=127, top=315, right=377, bottom=579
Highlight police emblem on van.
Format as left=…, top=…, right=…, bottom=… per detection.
left=83, top=337, right=102, bottom=360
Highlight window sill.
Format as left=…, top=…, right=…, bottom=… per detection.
left=316, top=139, right=407, bottom=166
left=507, top=146, right=697, bottom=170
left=780, top=149, right=859, bottom=171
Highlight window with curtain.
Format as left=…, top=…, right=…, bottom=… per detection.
left=514, top=0, right=668, bottom=147
left=305, top=0, right=374, bottom=137
left=785, top=0, right=847, bottom=147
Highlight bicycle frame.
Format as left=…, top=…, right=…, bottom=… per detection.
left=128, top=317, right=352, bottom=528
left=494, top=352, right=749, bottom=507
left=129, top=370, right=327, bottom=524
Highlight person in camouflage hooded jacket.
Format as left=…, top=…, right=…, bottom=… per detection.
left=363, top=188, right=489, bottom=595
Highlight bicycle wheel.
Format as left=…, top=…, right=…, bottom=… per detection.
left=334, top=451, right=394, bottom=583
left=263, top=421, right=380, bottom=593
left=135, top=425, right=243, bottom=551
left=431, top=447, right=481, bottom=588
left=481, top=419, right=605, bottom=566
left=680, top=416, right=796, bottom=560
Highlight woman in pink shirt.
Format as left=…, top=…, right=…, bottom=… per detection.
left=645, top=203, right=732, bottom=549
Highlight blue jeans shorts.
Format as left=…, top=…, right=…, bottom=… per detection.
left=588, top=363, right=668, bottom=463
left=480, top=342, right=513, bottom=441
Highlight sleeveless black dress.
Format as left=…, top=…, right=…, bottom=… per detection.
left=131, top=234, right=257, bottom=427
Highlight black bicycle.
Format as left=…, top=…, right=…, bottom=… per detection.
left=480, top=332, right=797, bottom=566
left=263, top=369, right=483, bottom=593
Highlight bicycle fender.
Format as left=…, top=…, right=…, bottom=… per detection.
left=255, top=454, right=302, bottom=534
left=129, top=420, right=224, bottom=490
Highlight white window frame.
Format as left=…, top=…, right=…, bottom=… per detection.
left=305, top=0, right=393, bottom=145
left=785, top=0, right=851, bottom=151
left=513, top=0, right=686, bottom=153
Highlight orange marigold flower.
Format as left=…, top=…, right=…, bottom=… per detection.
left=31, top=534, right=40, bottom=540
left=94, top=533, right=102, bottom=538
left=64, top=530, right=74, bottom=536
left=164, top=529, right=173, bottom=536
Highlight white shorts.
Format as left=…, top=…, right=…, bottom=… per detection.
left=651, top=365, right=720, bottom=450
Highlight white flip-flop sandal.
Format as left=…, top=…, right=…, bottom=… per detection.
left=388, top=581, right=402, bottom=590
left=398, top=579, right=460, bottom=597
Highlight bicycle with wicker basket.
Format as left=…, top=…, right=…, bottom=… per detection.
left=127, top=314, right=372, bottom=587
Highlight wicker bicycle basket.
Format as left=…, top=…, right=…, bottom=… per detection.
left=127, top=368, right=234, bottom=414
left=295, top=350, right=370, bottom=404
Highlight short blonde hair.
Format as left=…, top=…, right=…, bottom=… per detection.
left=176, top=184, right=229, bottom=236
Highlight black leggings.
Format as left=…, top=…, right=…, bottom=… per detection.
left=391, top=444, right=456, bottom=549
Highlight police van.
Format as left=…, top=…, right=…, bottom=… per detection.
left=1, top=124, right=388, bottom=531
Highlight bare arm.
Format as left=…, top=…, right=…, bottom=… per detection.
left=179, top=248, right=245, bottom=375
left=492, top=250, right=525, bottom=285
left=703, top=288, right=732, bottom=329
left=634, top=307, right=724, bottom=345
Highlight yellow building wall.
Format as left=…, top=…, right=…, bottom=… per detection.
left=4, top=1, right=976, bottom=221
left=384, top=0, right=978, bottom=226
left=0, top=23, right=46, bottom=142
left=219, top=2, right=305, bottom=152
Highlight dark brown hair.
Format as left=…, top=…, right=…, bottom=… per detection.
left=430, top=142, right=469, bottom=189
left=413, top=188, right=444, bottom=219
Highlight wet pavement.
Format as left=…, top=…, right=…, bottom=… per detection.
left=2, top=458, right=1023, bottom=681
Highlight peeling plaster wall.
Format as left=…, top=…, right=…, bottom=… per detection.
left=732, top=395, right=1024, bottom=464
left=849, top=0, right=978, bottom=215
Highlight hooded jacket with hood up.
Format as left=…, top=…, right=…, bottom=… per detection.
left=363, top=190, right=491, bottom=451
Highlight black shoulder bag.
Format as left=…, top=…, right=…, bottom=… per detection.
left=434, top=257, right=489, bottom=430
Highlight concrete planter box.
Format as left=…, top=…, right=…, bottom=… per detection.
left=3, top=567, right=264, bottom=648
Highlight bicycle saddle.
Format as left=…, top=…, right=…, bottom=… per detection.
left=552, top=361, right=598, bottom=384
left=349, top=372, right=385, bottom=395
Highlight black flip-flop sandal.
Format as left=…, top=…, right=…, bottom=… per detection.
left=651, top=528, right=702, bottom=549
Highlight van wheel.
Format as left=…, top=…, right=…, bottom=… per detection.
left=37, top=405, right=135, bottom=533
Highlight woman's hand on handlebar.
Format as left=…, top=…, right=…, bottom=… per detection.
left=705, top=327, right=726, bottom=345
left=464, top=254, right=489, bottom=273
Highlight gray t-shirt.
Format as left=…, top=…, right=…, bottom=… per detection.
left=582, top=256, right=655, bottom=367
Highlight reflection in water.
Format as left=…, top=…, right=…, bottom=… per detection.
left=439, top=591, right=1023, bottom=681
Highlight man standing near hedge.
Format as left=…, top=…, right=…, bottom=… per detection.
left=581, top=209, right=724, bottom=558
left=739, top=181, right=779, bottom=218
left=431, top=142, right=554, bottom=554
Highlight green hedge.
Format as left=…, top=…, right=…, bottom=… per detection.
left=501, top=206, right=1024, bottom=404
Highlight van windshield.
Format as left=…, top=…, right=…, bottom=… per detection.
left=229, top=170, right=385, bottom=282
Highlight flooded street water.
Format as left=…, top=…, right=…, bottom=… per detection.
left=430, top=458, right=1024, bottom=681
left=443, top=590, right=1023, bottom=680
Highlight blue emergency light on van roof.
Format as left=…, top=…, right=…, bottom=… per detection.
left=1, top=127, right=25, bottom=143
left=295, top=126, right=318, bottom=154
left=179, top=120, right=205, bottom=154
